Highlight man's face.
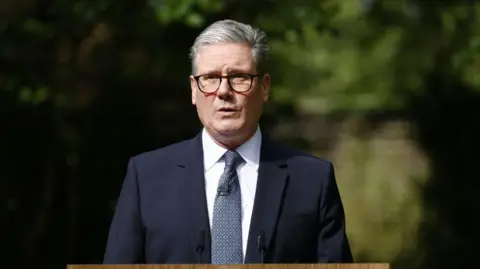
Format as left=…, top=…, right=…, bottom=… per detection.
left=190, top=42, right=270, bottom=142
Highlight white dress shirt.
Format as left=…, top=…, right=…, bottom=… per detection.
left=202, top=127, right=262, bottom=258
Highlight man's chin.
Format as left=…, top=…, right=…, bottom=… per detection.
left=212, top=120, right=245, bottom=135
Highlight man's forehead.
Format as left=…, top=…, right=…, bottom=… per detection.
left=196, top=44, right=255, bottom=73
left=198, top=43, right=250, bottom=57
left=196, top=61, right=254, bottom=74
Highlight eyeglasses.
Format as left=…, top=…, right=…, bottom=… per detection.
left=193, top=73, right=260, bottom=94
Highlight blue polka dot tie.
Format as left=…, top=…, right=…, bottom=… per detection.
left=211, top=150, right=244, bottom=264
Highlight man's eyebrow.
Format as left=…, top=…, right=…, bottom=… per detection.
left=198, top=68, right=251, bottom=75
left=196, top=69, right=220, bottom=75
left=225, top=67, right=251, bottom=73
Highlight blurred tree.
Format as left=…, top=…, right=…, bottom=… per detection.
left=252, top=1, right=480, bottom=268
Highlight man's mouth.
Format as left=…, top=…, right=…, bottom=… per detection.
left=218, top=107, right=238, bottom=112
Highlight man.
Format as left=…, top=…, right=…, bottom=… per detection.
left=103, top=19, right=353, bottom=264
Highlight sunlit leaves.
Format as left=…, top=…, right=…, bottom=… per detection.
left=265, top=0, right=480, bottom=114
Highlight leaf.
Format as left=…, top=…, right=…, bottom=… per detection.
left=185, top=12, right=204, bottom=27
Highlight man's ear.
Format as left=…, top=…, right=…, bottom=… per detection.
left=190, top=75, right=197, bottom=105
left=261, top=73, right=271, bottom=102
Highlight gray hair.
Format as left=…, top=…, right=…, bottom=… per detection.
left=189, top=19, right=269, bottom=75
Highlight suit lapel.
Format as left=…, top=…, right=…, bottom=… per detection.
left=176, top=133, right=288, bottom=264
left=177, top=133, right=211, bottom=263
left=245, top=138, right=288, bottom=263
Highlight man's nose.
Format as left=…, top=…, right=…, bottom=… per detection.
left=216, top=78, right=232, bottom=97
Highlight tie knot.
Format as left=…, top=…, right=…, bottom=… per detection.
left=224, top=150, right=243, bottom=168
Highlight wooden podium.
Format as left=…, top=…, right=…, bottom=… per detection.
left=67, top=264, right=389, bottom=269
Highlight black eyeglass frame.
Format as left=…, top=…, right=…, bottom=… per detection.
left=193, top=73, right=261, bottom=94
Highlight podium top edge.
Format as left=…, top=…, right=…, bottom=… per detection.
left=67, top=264, right=391, bottom=269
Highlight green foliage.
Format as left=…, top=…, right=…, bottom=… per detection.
left=454, top=35, right=480, bottom=87
left=149, top=0, right=225, bottom=27
left=262, top=0, right=480, bottom=114
left=18, top=86, right=50, bottom=105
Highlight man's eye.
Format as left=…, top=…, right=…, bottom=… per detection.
left=231, top=74, right=249, bottom=79
left=200, top=75, right=218, bottom=81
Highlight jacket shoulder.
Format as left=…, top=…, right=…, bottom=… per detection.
left=272, top=141, right=332, bottom=169
left=131, top=138, right=194, bottom=168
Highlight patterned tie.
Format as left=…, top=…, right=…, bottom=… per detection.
left=211, top=150, right=244, bottom=264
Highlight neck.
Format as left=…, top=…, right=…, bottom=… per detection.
left=207, top=127, right=257, bottom=150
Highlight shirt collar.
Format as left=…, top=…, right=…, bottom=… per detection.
left=202, top=126, right=262, bottom=172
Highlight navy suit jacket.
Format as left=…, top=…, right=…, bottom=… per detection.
left=103, top=132, right=353, bottom=264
